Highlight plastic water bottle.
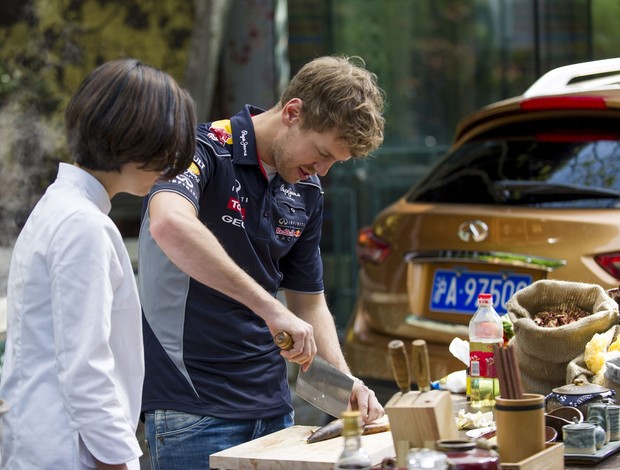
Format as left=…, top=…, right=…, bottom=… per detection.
left=469, top=293, right=503, bottom=409
left=333, top=411, right=371, bottom=469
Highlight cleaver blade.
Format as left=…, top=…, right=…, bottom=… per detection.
left=295, top=355, right=354, bottom=418
left=273, top=331, right=354, bottom=418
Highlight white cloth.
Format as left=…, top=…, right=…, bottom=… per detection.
left=0, top=163, right=144, bottom=469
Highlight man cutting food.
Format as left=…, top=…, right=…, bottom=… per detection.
left=138, top=55, right=386, bottom=469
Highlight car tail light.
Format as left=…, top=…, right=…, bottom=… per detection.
left=595, top=253, right=620, bottom=280
left=521, top=96, right=608, bottom=111
left=356, top=226, right=391, bottom=264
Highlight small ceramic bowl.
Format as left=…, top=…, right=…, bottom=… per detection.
left=546, top=415, right=573, bottom=441
left=548, top=406, right=584, bottom=423
left=545, top=425, right=558, bottom=443
left=545, top=406, right=583, bottom=442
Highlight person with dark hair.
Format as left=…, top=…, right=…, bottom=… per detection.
left=138, top=55, right=386, bottom=469
left=0, top=58, right=196, bottom=470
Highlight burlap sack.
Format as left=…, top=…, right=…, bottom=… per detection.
left=506, top=280, right=618, bottom=395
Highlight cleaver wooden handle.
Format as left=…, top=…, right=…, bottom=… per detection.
left=388, top=340, right=411, bottom=393
left=274, top=331, right=294, bottom=351
left=411, top=339, right=431, bottom=392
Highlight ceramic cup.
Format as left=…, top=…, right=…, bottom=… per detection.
left=588, top=402, right=610, bottom=444
left=495, top=393, right=546, bottom=463
left=607, top=404, right=620, bottom=441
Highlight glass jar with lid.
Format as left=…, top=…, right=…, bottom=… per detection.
left=434, top=440, right=500, bottom=470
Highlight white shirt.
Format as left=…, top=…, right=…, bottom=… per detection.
left=0, top=163, right=144, bottom=469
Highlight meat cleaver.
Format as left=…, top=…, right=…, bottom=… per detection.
left=388, top=339, right=411, bottom=394
left=274, top=331, right=354, bottom=418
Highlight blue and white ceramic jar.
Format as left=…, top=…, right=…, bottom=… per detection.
left=563, top=422, right=597, bottom=455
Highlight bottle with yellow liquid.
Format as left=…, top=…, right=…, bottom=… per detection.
left=468, top=293, right=503, bottom=409
left=333, top=411, right=371, bottom=470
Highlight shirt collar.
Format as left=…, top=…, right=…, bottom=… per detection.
left=57, top=163, right=112, bottom=214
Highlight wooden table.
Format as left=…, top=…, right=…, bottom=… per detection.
left=449, top=395, right=620, bottom=469
left=449, top=394, right=620, bottom=469
left=210, top=393, right=620, bottom=469
left=565, top=447, right=620, bottom=469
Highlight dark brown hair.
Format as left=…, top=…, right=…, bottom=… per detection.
left=65, top=59, right=196, bottom=178
left=280, top=55, right=385, bottom=158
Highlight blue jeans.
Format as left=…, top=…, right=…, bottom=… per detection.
left=143, top=410, right=294, bottom=470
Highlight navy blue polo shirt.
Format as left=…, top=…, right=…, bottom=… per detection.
left=138, top=105, right=325, bottom=419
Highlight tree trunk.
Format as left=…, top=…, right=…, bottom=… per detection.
left=184, top=0, right=233, bottom=122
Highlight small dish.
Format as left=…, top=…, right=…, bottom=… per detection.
left=546, top=405, right=583, bottom=441
left=546, top=414, right=572, bottom=441
left=548, top=405, right=584, bottom=423
left=545, top=425, right=558, bottom=443
left=465, top=425, right=496, bottom=440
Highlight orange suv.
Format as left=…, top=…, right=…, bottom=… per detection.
left=344, top=58, right=620, bottom=401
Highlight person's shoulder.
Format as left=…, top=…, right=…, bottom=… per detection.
left=197, top=121, right=233, bottom=157
left=46, top=202, right=118, bottom=254
left=296, top=175, right=323, bottom=193
left=68, top=203, right=115, bottom=232
left=48, top=185, right=109, bottom=222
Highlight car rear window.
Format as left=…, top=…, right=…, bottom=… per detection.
left=406, top=117, right=620, bottom=208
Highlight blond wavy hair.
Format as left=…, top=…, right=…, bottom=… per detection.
left=280, top=55, right=385, bottom=158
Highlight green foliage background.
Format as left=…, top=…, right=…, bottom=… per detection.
left=1, top=0, right=193, bottom=113
left=2, top=0, right=620, bottom=250
left=0, top=0, right=194, bottom=245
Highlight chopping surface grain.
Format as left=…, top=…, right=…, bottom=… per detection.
left=209, top=425, right=394, bottom=469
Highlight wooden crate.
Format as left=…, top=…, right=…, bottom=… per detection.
left=501, top=443, right=564, bottom=470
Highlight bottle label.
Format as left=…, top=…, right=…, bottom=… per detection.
left=470, top=342, right=500, bottom=378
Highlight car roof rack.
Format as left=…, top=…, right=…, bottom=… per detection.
left=524, top=57, right=620, bottom=98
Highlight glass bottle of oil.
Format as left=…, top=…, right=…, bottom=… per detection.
left=333, top=411, right=371, bottom=470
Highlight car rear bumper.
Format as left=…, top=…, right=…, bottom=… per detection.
left=344, top=308, right=466, bottom=392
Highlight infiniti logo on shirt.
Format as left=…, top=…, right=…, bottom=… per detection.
left=278, top=218, right=306, bottom=228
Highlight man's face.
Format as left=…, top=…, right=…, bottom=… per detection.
left=271, top=123, right=351, bottom=184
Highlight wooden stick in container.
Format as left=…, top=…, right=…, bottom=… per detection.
left=507, top=344, right=524, bottom=399
left=494, top=344, right=509, bottom=398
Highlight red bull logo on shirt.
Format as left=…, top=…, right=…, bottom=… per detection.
left=275, top=227, right=302, bottom=238
left=208, top=120, right=233, bottom=145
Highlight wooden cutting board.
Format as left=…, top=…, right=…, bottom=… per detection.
left=209, top=425, right=394, bottom=469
